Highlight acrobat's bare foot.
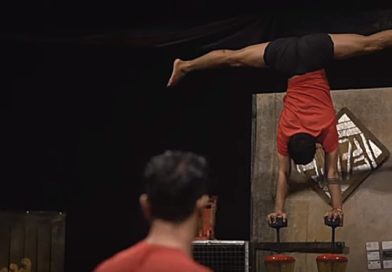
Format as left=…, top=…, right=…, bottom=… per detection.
left=167, top=59, right=187, bottom=87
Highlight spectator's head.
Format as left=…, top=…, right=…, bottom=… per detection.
left=140, top=150, right=209, bottom=223
left=288, top=133, right=316, bottom=165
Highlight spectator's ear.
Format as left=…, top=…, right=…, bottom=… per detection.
left=196, top=195, right=210, bottom=210
left=139, top=194, right=152, bottom=220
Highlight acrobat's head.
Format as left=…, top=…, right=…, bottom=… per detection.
left=288, top=133, right=316, bottom=165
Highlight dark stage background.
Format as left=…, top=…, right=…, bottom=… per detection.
left=2, top=2, right=392, bottom=271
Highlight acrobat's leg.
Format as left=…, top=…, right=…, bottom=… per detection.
left=167, top=42, right=270, bottom=87
left=330, top=29, right=392, bottom=60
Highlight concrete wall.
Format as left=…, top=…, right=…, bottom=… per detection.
left=251, top=88, right=392, bottom=272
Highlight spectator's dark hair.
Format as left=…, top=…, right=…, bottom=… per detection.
left=288, top=133, right=316, bottom=165
left=144, top=150, right=209, bottom=222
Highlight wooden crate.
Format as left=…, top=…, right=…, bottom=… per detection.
left=0, top=211, right=65, bottom=272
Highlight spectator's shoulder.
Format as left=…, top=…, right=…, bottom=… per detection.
left=93, top=241, right=146, bottom=272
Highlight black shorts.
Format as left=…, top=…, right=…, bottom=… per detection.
left=263, top=33, right=334, bottom=77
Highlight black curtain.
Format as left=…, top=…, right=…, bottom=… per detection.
left=2, top=7, right=392, bottom=271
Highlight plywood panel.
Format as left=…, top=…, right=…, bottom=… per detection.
left=252, top=88, right=392, bottom=272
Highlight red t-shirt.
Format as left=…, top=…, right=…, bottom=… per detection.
left=277, top=69, right=338, bottom=156
left=94, top=241, right=211, bottom=272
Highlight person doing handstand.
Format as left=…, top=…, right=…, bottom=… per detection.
left=167, top=30, right=392, bottom=223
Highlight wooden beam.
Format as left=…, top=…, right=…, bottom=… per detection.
left=252, top=242, right=348, bottom=254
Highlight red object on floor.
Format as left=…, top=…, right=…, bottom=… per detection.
left=264, top=254, right=295, bottom=263
left=316, top=254, right=348, bottom=263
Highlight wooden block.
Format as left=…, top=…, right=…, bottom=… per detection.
left=0, top=212, right=65, bottom=272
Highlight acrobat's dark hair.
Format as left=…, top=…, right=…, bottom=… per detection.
left=288, top=133, right=316, bottom=165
